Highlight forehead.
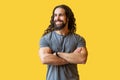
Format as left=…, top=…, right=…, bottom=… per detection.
left=54, top=8, right=65, bottom=14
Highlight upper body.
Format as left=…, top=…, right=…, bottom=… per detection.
left=39, top=4, right=88, bottom=80
left=40, top=31, right=87, bottom=80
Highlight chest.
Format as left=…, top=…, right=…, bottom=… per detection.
left=49, top=36, right=77, bottom=53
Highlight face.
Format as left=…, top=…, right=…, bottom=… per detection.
left=53, top=8, right=68, bottom=30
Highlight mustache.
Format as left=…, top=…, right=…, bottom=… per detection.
left=54, top=20, right=64, bottom=22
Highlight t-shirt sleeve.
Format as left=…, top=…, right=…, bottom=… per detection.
left=40, top=37, right=49, bottom=48
left=77, top=36, right=86, bottom=48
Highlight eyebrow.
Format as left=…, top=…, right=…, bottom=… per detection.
left=54, top=13, right=65, bottom=16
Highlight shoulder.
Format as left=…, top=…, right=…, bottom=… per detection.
left=40, top=32, right=54, bottom=47
left=70, top=33, right=85, bottom=40
left=40, top=32, right=53, bottom=44
left=72, top=33, right=86, bottom=45
left=41, top=32, right=53, bottom=40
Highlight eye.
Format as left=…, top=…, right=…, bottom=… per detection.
left=59, top=14, right=62, bottom=16
left=54, top=14, right=57, bottom=17
left=59, top=13, right=65, bottom=17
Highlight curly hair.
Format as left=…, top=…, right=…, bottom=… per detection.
left=42, top=4, right=76, bottom=36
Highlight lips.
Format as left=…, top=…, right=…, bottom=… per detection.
left=56, top=21, right=62, bottom=24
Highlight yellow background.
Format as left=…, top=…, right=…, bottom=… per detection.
left=0, top=0, right=120, bottom=80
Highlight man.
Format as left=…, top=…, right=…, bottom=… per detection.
left=39, top=4, right=88, bottom=80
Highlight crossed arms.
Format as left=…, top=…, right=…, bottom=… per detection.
left=39, top=47, right=88, bottom=65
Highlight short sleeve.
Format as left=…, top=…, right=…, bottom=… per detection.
left=40, top=37, right=49, bottom=48
left=77, top=36, right=86, bottom=48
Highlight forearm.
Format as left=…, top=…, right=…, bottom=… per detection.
left=58, top=52, right=87, bottom=64
left=41, top=53, right=68, bottom=65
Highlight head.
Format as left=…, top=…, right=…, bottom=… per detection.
left=43, top=4, right=76, bottom=36
left=53, top=7, right=68, bottom=30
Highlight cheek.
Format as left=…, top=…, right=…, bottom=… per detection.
left=53, top=17, right=56, bottom=21
left=61, top=17, right=67, bottom=22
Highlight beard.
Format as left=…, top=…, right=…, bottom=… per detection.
left=54, top=20, right=66, bottom=30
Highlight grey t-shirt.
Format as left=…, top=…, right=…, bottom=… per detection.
left=40, top=31, right=86, bottom=80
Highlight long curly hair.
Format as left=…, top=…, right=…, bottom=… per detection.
left=42, top=4, right=76, bottom=36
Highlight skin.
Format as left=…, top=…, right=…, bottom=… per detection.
left=39, top=7, right=88, bottom=65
